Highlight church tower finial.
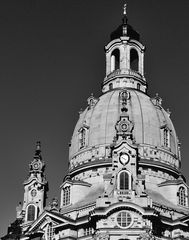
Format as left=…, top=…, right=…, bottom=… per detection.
left=122, top=3, right=128, bottom=35
left=35, top=141, right=41, bottom=158
left=123, top=3, right=127, bottom=16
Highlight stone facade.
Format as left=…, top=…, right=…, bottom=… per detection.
left=2, top=5, right=189, bottom=240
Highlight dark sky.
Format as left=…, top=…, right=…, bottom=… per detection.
left=1, top=0, right=189, bottom=236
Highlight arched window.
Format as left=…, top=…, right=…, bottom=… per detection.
left=111, top=49, right=120, bottom=72
left=109, top=83, right=113, bottom=90
left=137, top=83, right=140, bottom=90
left=130, top=48, right=139, bottom=72
left=47, top=224, right=54, bottom=240
left=118, top=171, right=131, bottom=190
left=27, top=205, right=35, bottom=221
left=63, top=186, right=70, bottom=206
left=178, top=187, right=186, bottom=206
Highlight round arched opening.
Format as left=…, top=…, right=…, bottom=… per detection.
left=111, top=49, right=120, bottom=72
left=27, top=204, right=36, bottom=221
left=130, top=49, right=139, bottom=72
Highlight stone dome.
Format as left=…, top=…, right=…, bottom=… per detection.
left=69, top=89, right=179, bottom=164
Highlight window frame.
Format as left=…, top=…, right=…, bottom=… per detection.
left=117, top=170, right=132, bottom=190
left=62, top=186, right=71, bottom=206
left=27, top=204, right=36, bottom=221
left=116, top=211, right=132, bottom=229
left=178, top=186, right=186, bottom=206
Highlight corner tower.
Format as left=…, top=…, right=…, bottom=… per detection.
left=17, top=142, right=48, bottom=227
left=102, top=4, right=146, bottom=94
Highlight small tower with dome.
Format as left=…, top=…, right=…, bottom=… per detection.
left=103, top=4, right=146, bottom=94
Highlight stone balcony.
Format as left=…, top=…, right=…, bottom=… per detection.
left=104, top=68, right=144, bottom=83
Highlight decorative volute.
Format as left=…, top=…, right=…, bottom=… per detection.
left=102, top=4, right=146, bottom=94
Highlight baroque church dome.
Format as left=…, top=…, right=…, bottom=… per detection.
left=70, top=89, right=179, bottom=161
left=69, top=10, right=180, bottom=177
left=5, top=5, right=189, bottom=240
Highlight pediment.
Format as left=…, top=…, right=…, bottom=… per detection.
left=27, top=210, right=74, bottom=234
left=112, top=140, right=137, bottom=153
left=60, top=179, right=91, bottom=189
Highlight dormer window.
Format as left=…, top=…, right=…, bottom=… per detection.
left=78, top=125, right=89, bottom=149
left=163, top=128, right=170, bottom=148
left=161, top=125, right=170, bottom=148
left=178, top=187, right=186, bottom=206
left=79, top=128, right=86, bottom=149
left=63, top=186, right=70, bottom=206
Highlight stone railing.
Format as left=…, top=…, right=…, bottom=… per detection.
left=116, top=190, right=134, bottom=201
left=105, top=68, right=143, bottom=80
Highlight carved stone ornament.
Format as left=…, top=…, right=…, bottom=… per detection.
left=114, top=89, right=133, bottom=140
left=95, top=231, right=109, bottom=240
left=115, top=115, right=134, bottom=139
left=138, top=230, right=155, bottom=240
left=119, top=89, right=130, bottom=105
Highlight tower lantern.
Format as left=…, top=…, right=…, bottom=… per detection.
left=102, top=5, right=146, bottom=93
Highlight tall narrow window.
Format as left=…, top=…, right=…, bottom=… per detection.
left=178, top=187, right=186, bottom=206
left=163, top=128, right=169, bottom=147
left=27, top=205, right=35, bottom=221
left=79, top=128, right=86, bottom=149
left=47, top=224, right=54, bottom=240
left=111, top=49, right=120, bottom=72
left=119, top=171, right=130, bottom=190
left=130, top=49, right=139, bottom=72
left=63, top=186, right=70, bottom=206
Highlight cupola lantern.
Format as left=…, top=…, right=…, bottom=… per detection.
left=102, top=4, right=146, bottom=93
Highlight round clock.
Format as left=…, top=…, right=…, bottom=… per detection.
left=31, top=189, right=37, bottom=197
left=119, top=153, right=130, bottom=165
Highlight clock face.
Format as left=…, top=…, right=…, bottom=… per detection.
left=31, top=189, right=37, bottom=197
left=119, top=153, right=130, bottom=165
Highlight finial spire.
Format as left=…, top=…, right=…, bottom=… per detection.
left=35, top=141, right=41, bottom=157
left=123, top=2, right=127, bottom=16
left=122, top=2, right=128, bottom=34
